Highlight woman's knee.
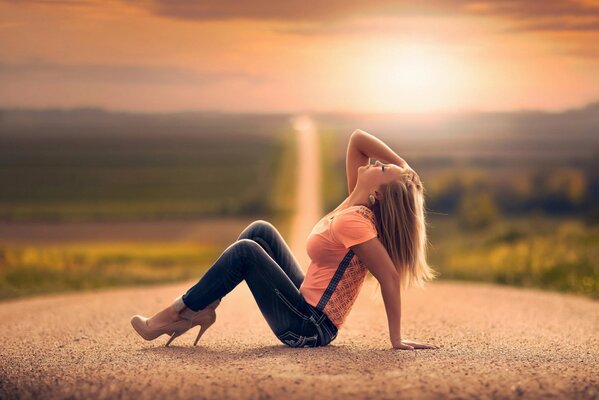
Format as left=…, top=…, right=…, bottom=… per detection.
left=231, top=239, right=276, bottom=273
left=232, top=238, right=264, bottom=256
left=250, top=219, right=275, bottom=232
left=238, top=220, right=275, bottom=239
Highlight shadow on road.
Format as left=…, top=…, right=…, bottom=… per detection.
left=138, top=342, right=429, bottom=369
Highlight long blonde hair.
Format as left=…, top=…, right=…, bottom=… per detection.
left=372, top=172, right=438, bottom=290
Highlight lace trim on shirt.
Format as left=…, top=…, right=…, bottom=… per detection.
left=322, top=256, right=368, bottom=329
left=354, top=205, right=376, bottom=226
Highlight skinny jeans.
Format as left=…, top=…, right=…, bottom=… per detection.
left=181, top=220, right=338, bottom=347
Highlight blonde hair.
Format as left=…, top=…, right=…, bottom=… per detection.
left=372, top=172, right=438, bottom=290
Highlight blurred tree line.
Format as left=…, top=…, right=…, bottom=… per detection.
left=423, top=153, right=598, bottom=231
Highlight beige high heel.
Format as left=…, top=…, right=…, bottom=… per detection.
left=131, top=298, right=220, bottom=347
left=173, top=300, right=218, bottom=347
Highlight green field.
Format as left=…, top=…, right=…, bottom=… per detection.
left=0, top=109, right=295, bottom=221
left=0, top=242, right=221, bottom=300
left=0, top=110, right=297, bottom=300
left=427, top=215, right=598, bottom=298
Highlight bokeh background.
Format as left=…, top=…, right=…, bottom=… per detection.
left=0, top=0, right=597, bottom=300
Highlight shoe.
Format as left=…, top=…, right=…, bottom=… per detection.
left=131, top=297, right=220, bottom=347
left=180, top=299, right=220, bottom=346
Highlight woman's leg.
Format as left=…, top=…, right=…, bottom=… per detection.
left=181, top=238, right=314, bottom=340
left=236, top=220, right=304, bottom=289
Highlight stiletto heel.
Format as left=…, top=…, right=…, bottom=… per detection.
left=194, top=312, right=216, bottom=346
left=165, top=331, right=181, bottom=347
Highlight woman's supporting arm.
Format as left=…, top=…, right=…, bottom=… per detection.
left=351, top=237, right=403, bottom=347
left=352, top=237, right=439, bottom=350
left=380, top=273, right=404, bottom=347
left=350, top=129, right=411, bottom=169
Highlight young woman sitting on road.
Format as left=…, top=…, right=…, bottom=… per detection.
left=131, top=129, right=439, bottom=350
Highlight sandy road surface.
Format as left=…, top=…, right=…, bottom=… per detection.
left=1, top=118, right=598, bottom=399
left=0, top=280, right=597, bottom=399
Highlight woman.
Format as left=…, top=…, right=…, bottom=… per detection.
left=131, top=129, right=439, bottom=350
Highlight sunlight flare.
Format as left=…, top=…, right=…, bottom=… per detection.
left=364, top=43, right=463, bottom=112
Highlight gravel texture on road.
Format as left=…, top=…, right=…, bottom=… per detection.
left=0, top=279, right=597, bottom=399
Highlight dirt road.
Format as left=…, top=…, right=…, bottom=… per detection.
left=0, top=280, right=597, bottom=399
left=0, top=119, right=598, bottom=399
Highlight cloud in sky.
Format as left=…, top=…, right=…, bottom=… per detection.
left=15, top=0, right=598, bottom=60
left=11, top=0, right=599, bottom=33
left=121, top=0, right=599, bottom=33
left=0, top=62, right=266, bottom=86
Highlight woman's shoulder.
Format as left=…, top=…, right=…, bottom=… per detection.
left=329, top=205, right=379, bottom=246
left=333, top=205, right=376, bottom=226
left=323, top=197, right=376, bottom=224
left=352, top=205, right=375, bottom=221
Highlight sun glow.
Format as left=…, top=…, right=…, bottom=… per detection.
left=361, top=43, right=465, bottom=113
left=389, top=48, right=444, bottom=91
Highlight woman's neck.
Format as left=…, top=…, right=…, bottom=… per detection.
left=346, top=186, right=372, bottom=209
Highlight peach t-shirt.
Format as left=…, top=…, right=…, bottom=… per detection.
left=299, top=201, right=378, bottom=329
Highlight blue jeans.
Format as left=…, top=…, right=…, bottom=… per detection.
left=181, top=220, right=338, bottom=347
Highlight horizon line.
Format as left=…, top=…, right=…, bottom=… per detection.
left=1, top=99, right=598, bottom=117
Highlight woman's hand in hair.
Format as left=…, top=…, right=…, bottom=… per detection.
left=392, top=338, right=439, bottom=350
left=400, top=165, right=422, bottom=189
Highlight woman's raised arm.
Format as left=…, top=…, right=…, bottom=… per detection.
left=346, top=129, right=412, bottom=195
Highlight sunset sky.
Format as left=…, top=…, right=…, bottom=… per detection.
left=1, top=0, right=598, bottom=113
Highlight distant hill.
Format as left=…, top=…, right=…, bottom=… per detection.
left=0, top=108, right=292, bottom=139
left=1, top=101, right=597, bottom=160
left=315, top=101, right=599, bottom=161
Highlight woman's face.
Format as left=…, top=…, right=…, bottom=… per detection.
left=357, top=160, right=404, bottom=193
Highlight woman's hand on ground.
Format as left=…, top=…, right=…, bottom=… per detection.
left=392, top=338, right=439, bottom=350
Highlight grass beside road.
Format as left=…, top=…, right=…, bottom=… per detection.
left=268, top=128, right=297, bottom=239
left=0, top=242, right=220, bottom=300
left=318, top=127, right=346, bottom=214
left=428, top=215, right=599, bottom=299
left=0, top=111, right=299, bottom=301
